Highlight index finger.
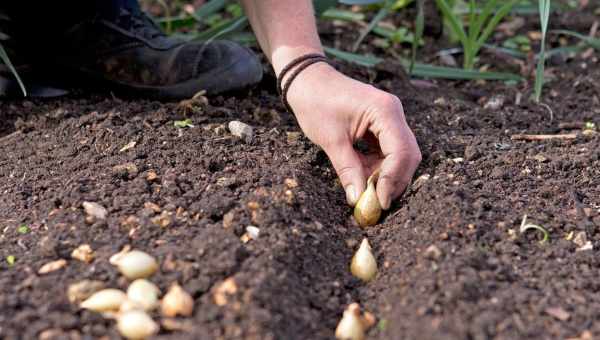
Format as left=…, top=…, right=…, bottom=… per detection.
left=370, top=105, right=421, bottom=210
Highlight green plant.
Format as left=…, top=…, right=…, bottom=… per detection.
left=174, top=119, right=194, bottom=128
left=534, top=0, right=550, bottom=102
left=0, top=26, right=27, bottom=96
left=435, top=0, right=518, bottom=69
left=520, top=214, right=549, bottom=244
left=17, top=225, right=29, bottom=234
left=6, top=255, right=15, bottom=266
left=410, top=0, right=424, bottom=73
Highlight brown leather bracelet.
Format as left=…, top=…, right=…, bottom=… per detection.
left=276, top=53, right=334, bottom=114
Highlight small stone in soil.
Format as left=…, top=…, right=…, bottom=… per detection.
left=573, top=231, right=588, bottom=248
left=119, top=141, right=137, bottom=152
left=424, top=245, right=443, bottom=260
left=144, top=202, right=161, bottom=213
left=151, top=211, right=173, bottom=228
left=146, top=170, right=159, bottom=182
left=112, top=162, right=139, bottom=179
left=213, top=277, right=238, bottom=306
left=82, top=201, right=108, bottom=220
left=576, top=241, right=593, bottom=252
left=71, top=244, right=95, bottom=263
left=246, top=226, right=260, bottom=240
left=223, top=211, right=235, bottom=229
left=284, top=178, right=299, bottom=188
left=545, top=307, right=570, bottom=321
left=483, top=95, right=506, bottom=110
left=228, top=120, right=254, bottom=143
left=286, top=131, right=303, bottom=144
left=412, top=174, right=431, bottom=190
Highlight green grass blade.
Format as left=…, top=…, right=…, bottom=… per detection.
left=551, top=29, right=600, bottom=50
left=410, top=0, right=424, bottom=74
left=324, top=46, right=383, bottom=67
left=435, top=0, right=469, bottom=47
left=0, top=42, right=26, bottom=96
left=534, top=0, right=551, bottom=102
left=352, top=5, right=389, bottom=52
left=476, top=0, right=518, bottom=49
left=193, top=0, right=228, bottom=22
left=314, top=0, right=339, bottom=16
left=339, top=0, right=385, bottom=4
left=193, top=16, right=248, bottom=42
left=321, top=8, right=365, bottom=22
left=471, top=0, right=497, bottom=43
left=466, top=0, right=478, bottom=44
left=323, top=46, right=522, bottom=81
left=403, top=60, right=522, bottom=81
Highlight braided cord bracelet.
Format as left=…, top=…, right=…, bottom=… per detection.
left=276, top=53, right=334, bottom=115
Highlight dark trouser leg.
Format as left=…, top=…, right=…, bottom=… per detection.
left=0, top=1, right=142, bottom=38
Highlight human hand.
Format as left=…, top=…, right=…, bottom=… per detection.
left=285, top=62, right=421, bottom=209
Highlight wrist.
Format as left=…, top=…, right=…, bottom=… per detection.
left=272, top=46, right=325, bottom=76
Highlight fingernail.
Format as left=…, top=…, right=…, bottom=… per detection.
left=345, top=185, right=358, bottom=206
left=380, top=195, right=391, bottom=210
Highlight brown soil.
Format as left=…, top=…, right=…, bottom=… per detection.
left=1, top=8, right=600, bottom=340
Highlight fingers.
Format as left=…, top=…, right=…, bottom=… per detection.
left=323, top=140, right=366, bottom=207
left=369, top=96, right=421, bottom=210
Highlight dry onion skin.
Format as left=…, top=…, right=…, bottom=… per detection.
left=353, top=172, right=382, bottom=227
left=161, top=283, right=194, bottom=317
left=80, top=289, right=127, bottom=312
left=335, top=303, right=365, bottom=340
left=127, top=279, right=160, bottom=311
left=350, top=238, right=378, bottom=282
left=112, top=250, right=158, bottom=280
left=116, top=310, right=159, bottom=340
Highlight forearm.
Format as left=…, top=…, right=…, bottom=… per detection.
left=241, top=0, right=324, bottom=76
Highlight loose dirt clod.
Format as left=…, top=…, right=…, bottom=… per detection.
left=38, top=259, right=67, bottom=274
left=71, top=244, right=95, bottom=263
left=82, top=202, right=108, bottom=220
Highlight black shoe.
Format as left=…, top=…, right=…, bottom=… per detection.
left=9, top=6, right=263, bottom=100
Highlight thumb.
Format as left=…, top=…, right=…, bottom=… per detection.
left=323, top=140, right=366, bottom=207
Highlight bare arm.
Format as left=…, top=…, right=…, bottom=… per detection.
left=241, top=0, right=421, bottom=209
left=241, top=0, right=322, bottom=75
